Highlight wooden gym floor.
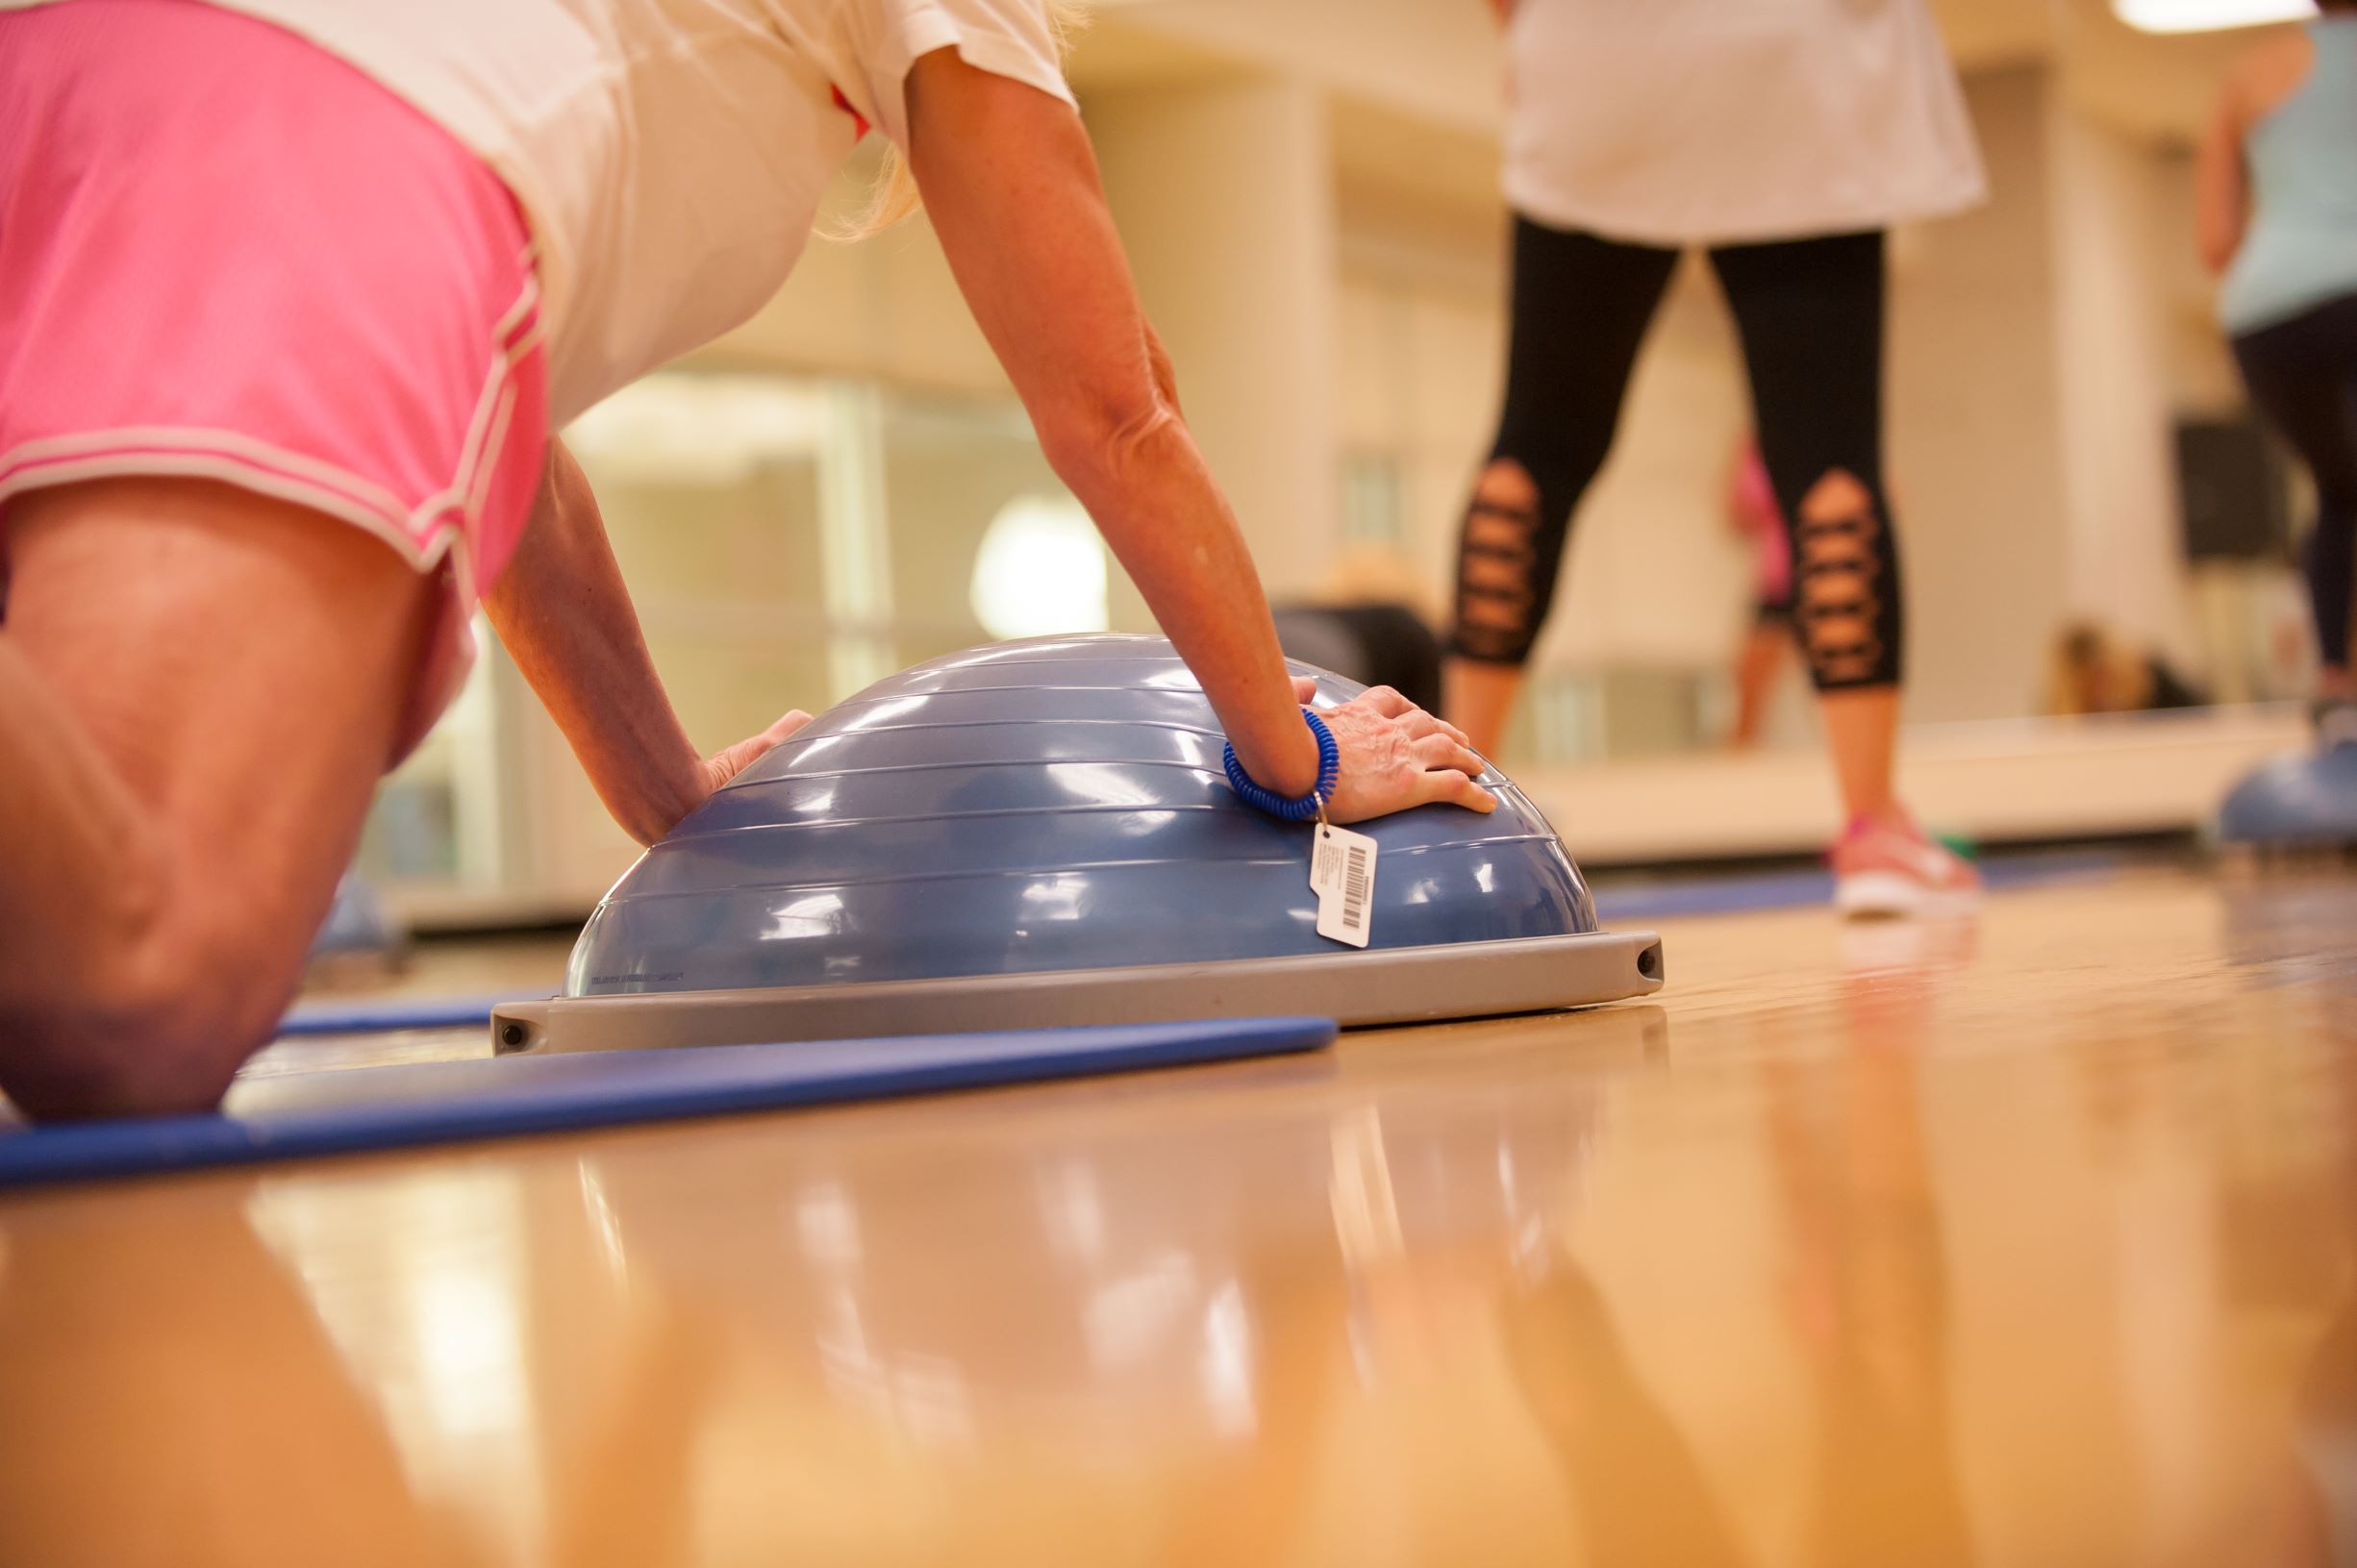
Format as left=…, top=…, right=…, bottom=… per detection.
left=1, top=860, right=2351, bottom=1566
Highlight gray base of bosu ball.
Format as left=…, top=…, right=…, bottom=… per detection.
left=494, top=635, right=1664, bottom=1056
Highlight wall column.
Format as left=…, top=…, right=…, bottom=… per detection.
left=1088, top=76, right=1341, bottom=617
left=2047, top=102, right=2198, bottom=665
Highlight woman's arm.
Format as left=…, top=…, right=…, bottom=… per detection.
left=904, top=50, right=1490, bottom=820
left=2195, top=74, right=2251, bottom=277
left=484, top=440, right=811, bottom=845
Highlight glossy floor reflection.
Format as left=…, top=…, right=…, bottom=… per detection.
left=2, top=867, right=2352, bottom=1566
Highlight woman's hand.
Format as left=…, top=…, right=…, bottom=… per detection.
left=1291, top=677, right=1495, bottom=822
left=696, top=709, right=814, bottom=798
left=489, top=441, right=816, bottom=847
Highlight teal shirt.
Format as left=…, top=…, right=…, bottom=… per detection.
left=2220, top=15, right=2357, bottom=336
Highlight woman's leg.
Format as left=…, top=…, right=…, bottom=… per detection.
left=1443, top=219, right=1680, bottom=756
left=0, top=479, right=436, bottom=1117
left=1729, top=609, right=1793, bottom=749
left=2231, top=296, right=2357, bottom=704
left=1710, top=232, right=1907, bottom=823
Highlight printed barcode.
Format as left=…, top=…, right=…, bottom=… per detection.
left=1341, top=844, right=1370, bottom=929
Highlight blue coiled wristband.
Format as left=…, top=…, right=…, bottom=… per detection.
left=1223, top=708, right=1341, bottom=822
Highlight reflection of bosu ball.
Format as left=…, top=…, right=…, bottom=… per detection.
left=493, top=635, right=1664, bottom=1055
left=2218, top=738, right=2357, bottom=850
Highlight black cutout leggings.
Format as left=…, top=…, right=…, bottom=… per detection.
left=1449, top=218, right=1902, bottom=691
left=2232, top=291, right=2357, bottom=673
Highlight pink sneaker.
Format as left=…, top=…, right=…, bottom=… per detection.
left=1831, top=814, right=1981, bottom=918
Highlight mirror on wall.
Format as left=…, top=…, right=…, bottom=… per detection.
left=356, top=370, right=1108, bottom=903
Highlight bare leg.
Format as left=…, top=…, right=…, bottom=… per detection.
left=0, top=479, right=434, bottom=1117
left=1728, top=619, right=1789, bottom=750
left=1819, top=688, right=1900, bottom=825
left=1443, top=660, right=1523, bottom=761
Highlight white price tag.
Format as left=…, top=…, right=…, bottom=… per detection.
left=1310, top=822, right=1378, bottom=948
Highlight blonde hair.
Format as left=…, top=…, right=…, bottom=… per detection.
left=831, top=1, right=1088, bottom=241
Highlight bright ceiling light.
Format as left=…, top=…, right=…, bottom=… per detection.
left=969, top=494, right=1109, bottom=641
left=2114, top=0, right=2317, bottom=33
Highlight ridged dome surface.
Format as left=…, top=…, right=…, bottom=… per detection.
left=565, top=635, right=1599, bottom=998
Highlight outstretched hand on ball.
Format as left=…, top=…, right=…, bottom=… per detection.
left=1290, top=676, right=1494, bottom=822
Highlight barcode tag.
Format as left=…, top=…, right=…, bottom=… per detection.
left=1310, top=823, right=1377, bottom=948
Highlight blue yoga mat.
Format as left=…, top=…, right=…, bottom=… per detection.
left=276, top=995, right=511, bottom=1035
left=0, top=1017, right=1337, bottom=1189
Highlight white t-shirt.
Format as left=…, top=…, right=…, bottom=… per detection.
left=31, top=0, right=1073, bottom=424
left=1502, top=0, right=1986, bottom=246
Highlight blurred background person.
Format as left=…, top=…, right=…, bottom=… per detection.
left=1442, top=0, right=1987, bottom=916
left=2043, top=620, right=2208, bottom=718
left=2200, top=0, right=2357, bottom=748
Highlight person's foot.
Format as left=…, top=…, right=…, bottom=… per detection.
left=1831, top=812, right=1981, bottom=919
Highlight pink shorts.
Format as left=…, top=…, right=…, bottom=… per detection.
left=0, top=0, right=548, bottom=757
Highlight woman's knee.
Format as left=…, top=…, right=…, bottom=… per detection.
left=0, top=479, right=428, bottom=1117
left=0, top=900, right=297, bottom=1119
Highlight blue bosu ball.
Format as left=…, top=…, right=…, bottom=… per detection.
left=2219, top=741, right=2357, bottom=847
left=497, top=635, right=1660, bottom=1054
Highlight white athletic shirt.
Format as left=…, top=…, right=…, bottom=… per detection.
left=5, top=0, right=1073, bottom=424
left=1501, top=0, right=1985, bottom=246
